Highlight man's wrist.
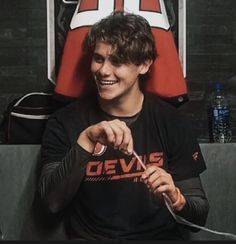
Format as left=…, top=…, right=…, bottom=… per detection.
left=77, top=131, right=95, bottom=154
left=172, top=187, right=186, bottom=211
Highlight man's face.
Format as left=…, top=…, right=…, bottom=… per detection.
left=91, top=41, right=150, bottom=102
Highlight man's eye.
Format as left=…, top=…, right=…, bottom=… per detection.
left=110, top=58, right=122, bottom=67
left=93, top=55, right=104, bottom=63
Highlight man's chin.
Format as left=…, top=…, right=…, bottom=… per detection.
left=98, top=92, right=117, bottom=101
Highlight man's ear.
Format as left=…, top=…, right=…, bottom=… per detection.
left=139, top=60, right=153, bottom=75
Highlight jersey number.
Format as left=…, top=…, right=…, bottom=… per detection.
left=70, top=0, right=170, bottom=30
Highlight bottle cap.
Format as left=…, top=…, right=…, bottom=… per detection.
left=215, top=82, right=224, bottom=91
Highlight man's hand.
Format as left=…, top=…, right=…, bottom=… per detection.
left=77, top=119, right=133, bottom=155
left=141, top=165, right=186, bottom=211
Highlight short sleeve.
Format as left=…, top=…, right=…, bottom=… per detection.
left=41, top=115, right=71, bottom=165
left=166, top=113, right=206, bottom=181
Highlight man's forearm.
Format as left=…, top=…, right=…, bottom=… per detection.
left=175, top=177, right=210, bottom=228
left=39, top=144, right=91, bottom=213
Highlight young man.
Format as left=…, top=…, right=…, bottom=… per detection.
left=39, top=11, right=209, bottom=240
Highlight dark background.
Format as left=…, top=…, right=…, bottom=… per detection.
left=0, top=0, right=236, bottom=143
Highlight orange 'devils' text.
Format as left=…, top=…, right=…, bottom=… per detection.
left=85, top=152, right=164, bottom=182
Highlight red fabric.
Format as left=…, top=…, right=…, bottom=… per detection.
left=146, top=29, right=187, bottom=97
left=55, top=0, right=187, bottom=98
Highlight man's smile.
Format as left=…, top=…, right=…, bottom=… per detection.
left=96, top=78, right=118, bottom=86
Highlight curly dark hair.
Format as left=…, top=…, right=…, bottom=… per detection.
left=86, top=11, right=157, bottom=66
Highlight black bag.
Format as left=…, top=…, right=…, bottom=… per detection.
left=1, top=92, right=63, bottom=144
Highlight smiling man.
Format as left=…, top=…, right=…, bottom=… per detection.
left=39, top=11, right=209, bottom=240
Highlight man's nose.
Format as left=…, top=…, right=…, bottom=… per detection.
left=98, top=61, right=112, bottom=76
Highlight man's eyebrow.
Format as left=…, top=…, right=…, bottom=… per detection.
left=93, top=52, right=110, bottom=58
left=93, top=52, right=102, bottom=56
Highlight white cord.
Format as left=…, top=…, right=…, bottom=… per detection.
left=132, top=151, right=236, bottom=240
left=163, top=193, right=236, bottom=240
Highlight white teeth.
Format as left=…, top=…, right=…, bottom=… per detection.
left=99, top=80, right=117, bottom=85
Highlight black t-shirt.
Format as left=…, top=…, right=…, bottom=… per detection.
left=40, top=93, right=206, bottom=240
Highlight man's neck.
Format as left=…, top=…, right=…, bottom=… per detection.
left=99, top=91, right=144, bottom=117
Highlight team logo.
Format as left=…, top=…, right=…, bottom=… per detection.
left=192, top=152, right=199, bottom=161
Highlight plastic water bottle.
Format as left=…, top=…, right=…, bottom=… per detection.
left=210, top=82, right=232, bottom=143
